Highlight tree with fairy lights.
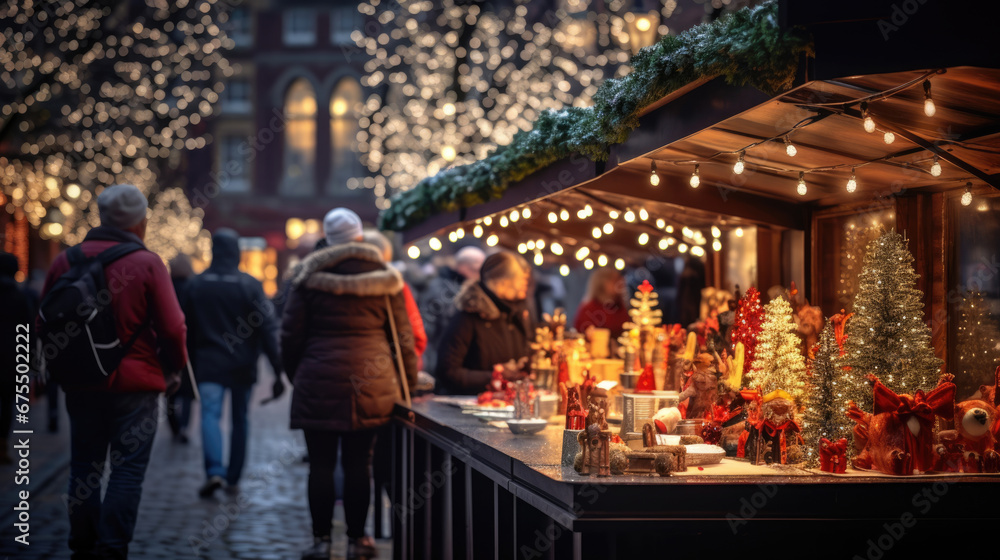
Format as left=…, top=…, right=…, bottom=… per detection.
left=748, top=295, right=808, bottom=403
left=954, top=290, right=1000, bottom=396
left=801, top=323, right=854, bottom=467
left=353, top=0, right=646, bottom=209
left=0, top=0, right=232, bottom=248
left=839, top=230, right=942, bottom=411
left=731, top=286, right=764, bottom=374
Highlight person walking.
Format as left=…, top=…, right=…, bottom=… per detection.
left=166, top=254, right=196, bottom=444
left=183, top=229, right=285, bottom=497
left=38, top=184, right=188, bottom=560
left=1, top=252, right=32, bottom=464
left=418, top=246, right=484, bottom=374
left=435, top=251, right=533, bottom=395
left=281, top=208, right=417, bottom=560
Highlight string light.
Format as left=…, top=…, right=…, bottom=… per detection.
left=597, top=255, right=608, bottom=267
left=527, top=240, right=536, bottom=250
left=518, top=243, right=528, bottom=253
left=603, top=222, right=614, bottom=234
left=658, top=237, right=668, bottom=250
left=473, top=224, right=484, bottom=237
left=559, top=264, right=570, bottom=276
left=678, top=243, right=688, bottom=253
left=923, top=80, right=936, bottom=117
left=690, top=164, right=700, bottom=188
left=733, top=151, right=745, bottom=175
left=408, top=246, right=421, bottom=259
left=548, top=211, right=558, bottom=223
left=883, top=131, right=895, bottom=144
left=500, top=216, right=509, bottom=227
left=736, top=227, right=744, bottom=237
left=961, top=183, right=973, bottom=206
left=796, top=171, right=807, bottom=196
left=550, top=242, right=564, bottom=255
left=690, top=246, right=705, bottom=257
left=536, top=239, right=545, bottom=249
left=623, top=209, right=636, bottom=222
left=638, top=208, right=649, bottom=221
left=483, top=216, right=493, bottom=226
left=711, top=226, right=721, bottom=238
left=584, top=258, right=594, bottom=270
left=638, top=232, right=649, bottom=245
left=534, top=252, right=544, bottom=266
left=656, top=219, right=666, bottom=228
left=930, top=156, right=941, bottom=177
left=522, top=207, right=532, bottom=219
left=455, top=227, right=465, bottom=239
left=448, top=231, right=458, bottom=243
left=650, top=160, right=660, bottom=186
left=609, top=210, right=619, bottom=220
left=712, top=239, right=722, bottom=252
left=846, top=167, right=857, bottom=193
left=429, top=237, right=442, bottom=251
left=784, top=136, right=797, bottom=157
left=592, top=227, right=602, bottom=239
left=510, top=210, right=520, bottom=222
left=665, top=225, right=674, bottom=233
left=861, top=101, right=876, bottom=133
left=575, top=246, right=590, bottom=260
left=487, top=234, right=500, bottom=246
left=560, top=209, right=570, bottom=221
left=614, top=258, right=625, bottom=270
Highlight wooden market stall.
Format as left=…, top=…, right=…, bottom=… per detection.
left=380, top=1, right=1000, bottom=557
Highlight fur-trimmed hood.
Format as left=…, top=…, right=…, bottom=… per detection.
left=291, top=242, right=403, bottom=296
left=455, top=281, right=502, bottom=320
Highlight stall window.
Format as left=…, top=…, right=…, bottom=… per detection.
left=812, top=206, right=896, bottom=316
left=948, top=193, right=1000, bottom=399
left=327, top=77, right=364, bottom=195
left=281, top=78, right=317, bottom=196
left=283, top=9, right=317, bottom=46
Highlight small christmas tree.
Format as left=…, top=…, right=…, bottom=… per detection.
left=731, top=286, right=764, bottom=375
left=801, top=323, right=854, bottom=467
left=954, top=290, right=1000, bottom=393
left=748, top=296, right=808, bottom=403
left=627, top=280, right=663, bottom=330
left=839, top=230, right=942, bottom=408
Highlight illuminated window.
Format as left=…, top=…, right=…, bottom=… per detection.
left=220, top=79, right=251, bottom=114
left=219, top=135, right=250, bottom=192
left=328, top=77, right=363, bottom=194
left=283, top=9, right=316, bottom=46
left=281, top=78, right=316, bottom=196
left=331, top=5, right=363, bottom=45
left=226, top=7, right=253, bottom=48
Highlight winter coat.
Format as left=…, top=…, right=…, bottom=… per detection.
left=39, top=227, right=188, bottom=393
left=418, top=266, right=465, bottom=373
left=401, top=283, right=427, bottom=370
left=281, top=242, right=418, bottom=431
left=182, top=230, right=282, bottom=387
left=434, top=281, right=533, bottom=395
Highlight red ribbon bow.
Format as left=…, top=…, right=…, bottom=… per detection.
left=872, top=380, right=955, bottom=421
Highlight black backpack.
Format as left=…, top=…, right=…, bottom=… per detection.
left=39, top=242, right=151, bottom=387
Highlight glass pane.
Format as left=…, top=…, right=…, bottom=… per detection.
left=282, top=79, right=316, bottom=195
left=813, top=207, right=896, bottom=316
left=328, top=78, right=363, bottom=194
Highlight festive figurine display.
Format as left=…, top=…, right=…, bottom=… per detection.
left=830, top=309, right=853, bottom=356
left=819, top=438, right=849, bottom=473
left=746, top=390, right=801, bottom=465
left=576, top=388, right=612, bottom=477
left=564, top=385, right=586, bottom=431
left=847, top=374, right=956, bottom=475
left=619, top=280, right=664, bottom=384
left=935, top=389, right=999, bottom=473
left=788, top=281, right=824, bottom=359
left=678, top=353, right=721, bottom=420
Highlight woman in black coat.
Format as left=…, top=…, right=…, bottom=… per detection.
left=281, top=214, right=417, bottom=560
left=435, top=251, right=533, bottom=395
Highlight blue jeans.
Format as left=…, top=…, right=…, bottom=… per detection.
left=65, top=391, right=160, bottom=560
left=198, top=382, right=252, bottom=486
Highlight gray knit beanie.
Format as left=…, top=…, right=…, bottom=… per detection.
left=323, top=208, right=363, bottom=246
left=97, top=184, right=148, bottom=229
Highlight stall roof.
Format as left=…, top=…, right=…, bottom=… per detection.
left=382, top=0, right=1000, bottom=265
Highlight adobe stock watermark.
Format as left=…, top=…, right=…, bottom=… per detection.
left=517, top=481, right=608, bottom=559
left=853, top=479, right=955, bottom=560
left=726, top=483, right=779, bottom=534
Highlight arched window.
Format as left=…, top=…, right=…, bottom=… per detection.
left=328, top=77, right=363, bottom=194
left=281, top=78, right=316, bottom=195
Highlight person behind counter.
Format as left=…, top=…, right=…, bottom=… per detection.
left=435, top=251, right=532, bottom=394
left=573, top=267, right=630, bottom=340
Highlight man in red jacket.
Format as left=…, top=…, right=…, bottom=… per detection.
left=40, top=184, right=188, bottom=560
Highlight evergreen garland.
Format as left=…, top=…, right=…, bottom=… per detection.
left=748, top=296, right=808, bottom=403
left=379, top=1, right=813, bottom=231
left=801, top=323, right=854, bottom=467
left=839, top=230, right=942, bottom=410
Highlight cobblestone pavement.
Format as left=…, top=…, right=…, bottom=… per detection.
left=1, top=380, right=393, bottom=559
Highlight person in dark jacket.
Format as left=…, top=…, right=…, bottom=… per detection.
left=183, top=229, right=285, bottom=498
left=435, top=251, right=533, bottom=395
left=281, top=208, right=417, bottom=560
left=1, top=252, right=32, bottom=464
left=418, top=246, right=484, bottom=373
left=39, top=184, right=188, bottom=560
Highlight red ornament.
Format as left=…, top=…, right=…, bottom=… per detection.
left=819, top=437, right=848, bottom=473
left=731, top=287, right=763, bottom=370
left=638, top=279, right=654, bottom=295
left=636, top=363, right=656, bottom=392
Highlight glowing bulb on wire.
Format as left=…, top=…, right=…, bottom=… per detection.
left=624, top=210, right=635, bottom=222
left=550, top=243, right=563, bottom=256
left=961, top=183, right=973, bottom=206
left=649, top=160, right=659, bottom=186
left=930, top=156, right=941, bottom=177
left=733, top=151, right=745, bottom=175
left=797, top=172, right=807, bottom=196
left=638, top=232, right=649, bottom=245
left=690, top=164, right=700, bottom=188
left=559, top=264, right=569, bottom=276
left=847, top=168, right=857, bottom=193
left=784, top=136, right=797, bottom=157
left=883, top=131, right=895, bottom=144
left=923, top=80, right=936, bottom=117
left=861, top=102, right=875, bottom=133
left=429, top=237, right=442, bottom=251
left=597, top=255, right=608, bottom=267
left=614, top=258, right=625, bottom=270
left=548, top=212, right=558, bottom=224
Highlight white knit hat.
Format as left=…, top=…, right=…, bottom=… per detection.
left=97, top=184, right=148, bottom=229
left=323, top=208, right=363, bottom=246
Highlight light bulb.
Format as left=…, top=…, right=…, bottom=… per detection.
left=560, top=209, right=569, bottom=221
left=473, top=225, right=484, bottom=238
left=575, top=247, right=590, bottom=260
left=690, top=164, right=700, bottom=188
left=796, top=172, right=807, bottom=196
left=517, top=243, right=527, bottom=254
left=666, top=225, right=674, bottom=233
left=678, top=243, right=688, bottom=253
left=551, top=243, right=563, bottom=255
left=656, top=219, right=665, bottom=228
left=534, top=252, right=544, bottom=266
left=733, top=152, right=745, bottom=175
left=536, top=240, right=546, bottom=250
left=584, top=205, right=593, bottom=216
left=577, top=209, right=588, bottom=219
left=500, top=216, right=509, bottom=228
left=592, top=227, right=602, bottom=239
left=548, top=212, right=558, bottom=223
left=863, top=116, right=875, bottom=133
left=624, top=210, right=636, bottom=222
left=712, top=239, right=722, bottom=252
left=923, top=80, right=936, bottom=117
left=883, top=131, right=895, bottom=144
left=603, top=223, right=614, bottom=234
left=650, top=171, right=659, bottom=186
left=614, top=258, right=625, bottom=271
left=609, top=210, right=619, bottom=220
left=584, top=258, right=594, bottom=270
left=455, top=227, right=465, bottom=239
left=486, top=234, right=499, bottom=247
left=483, top=216, right=492, bottom=226
left=784, top=137, right=797, bottom=157
left=597, top=255, right=608, bottom=267
left=639, top=208, right=649, bottom=221
left=691, top=246, right=706, bottom=257
left=522, top=207, right=531, bottom=219
left=526, top=240, right=535, bottom=250
left=448, top=231, right=458, bottom=243
left=735, top=227, right=744, bottom=237
left=658, top=237, right=668, bottom=250
left=407, top=246, right=420, bottom=259
left=961, top=183, right=973, bottom=206
left=930, top=157, right=941, bottom=177
left=559, top=264, right=570, bottom=276
left=638, top=233, right=649, bottom=245
left=711, top=226, right=721, bottom=238
left=510, top=210, right=519, bottom=222
left=429, top=237, right=442, bottom=251
left=846, top=168, right=857, bottom=193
